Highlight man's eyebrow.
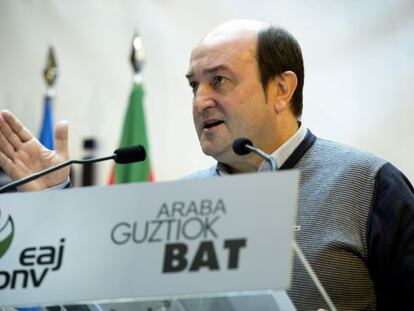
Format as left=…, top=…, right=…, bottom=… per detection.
left=185, top=65, right=230, bottom=80
left=204, top=65, right=229, bottom=76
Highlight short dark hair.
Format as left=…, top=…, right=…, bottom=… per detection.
left=256, top=26, right=304, bottom=117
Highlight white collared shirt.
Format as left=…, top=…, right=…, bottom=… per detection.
left=259, top=124, right=307, bottom=171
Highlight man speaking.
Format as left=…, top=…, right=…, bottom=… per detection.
left=0, top=19, right=413, bottom=311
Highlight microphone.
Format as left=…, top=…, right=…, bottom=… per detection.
left=114, top=145, right=146, bottom=164
left=0, top=145, right=146, bottom=193
left=232, top=138, right=278, bottom=171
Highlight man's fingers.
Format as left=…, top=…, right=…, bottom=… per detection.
left=1, top=110, right=33, bottom=143
left=0, top=129, right=16, bottom=159
left=0, top=151, right=12, bottom=171
left=0, top=112, right=22, bottom=150
left=0, top=151, right=17, bottom=180
left=54, top=120, right=69, bottom=159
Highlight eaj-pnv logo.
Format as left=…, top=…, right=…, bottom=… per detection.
left=0, top=208, right=66, bottom=290
left=0, top=209, right=14, bottom=260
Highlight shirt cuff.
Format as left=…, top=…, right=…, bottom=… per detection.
left=46, top=178, right=70, bottom=190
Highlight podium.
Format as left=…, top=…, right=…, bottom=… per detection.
left=0, top=171, right=299, bottom=310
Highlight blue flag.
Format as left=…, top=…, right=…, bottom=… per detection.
left=39, top=95, right=54, bottom=150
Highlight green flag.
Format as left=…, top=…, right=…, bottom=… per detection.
left=109, top=82, right=153, bottom=183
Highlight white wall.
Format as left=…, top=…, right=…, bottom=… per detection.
left=0, top=0, right=413, bottom=184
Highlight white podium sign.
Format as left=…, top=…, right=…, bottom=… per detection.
left=0, top=171, right=298, bottom=307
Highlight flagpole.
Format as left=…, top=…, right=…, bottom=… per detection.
left=39, top=46, right=58, bottom=150
left=130, top=30, right=145, bottom=76
left=109, top=31, right=153, bottom=184
left=44, top=46, right=58, bottom=98
left=131, top=31, right=144, bottom=85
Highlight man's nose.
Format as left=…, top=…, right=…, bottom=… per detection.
left=193, top=85, right=216, bottom=113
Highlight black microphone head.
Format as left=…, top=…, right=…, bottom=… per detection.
left=114, top=145, right=146, bottom=164
left=232, top=138, right=253, bottom=156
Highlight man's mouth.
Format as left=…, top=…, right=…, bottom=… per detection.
left=203, top=120, right=224, bottom=129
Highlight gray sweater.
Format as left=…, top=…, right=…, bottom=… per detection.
left=186, top=130, right=414, bottom=311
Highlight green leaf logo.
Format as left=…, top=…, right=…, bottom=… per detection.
left=0, top=212, right=14, bottom=260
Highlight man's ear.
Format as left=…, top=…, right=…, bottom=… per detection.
left=272, top=71, right=298, bottom=114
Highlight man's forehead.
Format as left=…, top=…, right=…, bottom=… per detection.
left=187, top=41, right=254, bottom=79
left=187, top=20, right=268, bottom=77
left=192, top=36, right=255, bottom=60
left=188, top=34, right=257, bottom=77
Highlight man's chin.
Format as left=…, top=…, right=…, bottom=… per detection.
left=201, top=142, right=223, bottom=158
left=200, top=143, right=233, bottom=163
left=201, top=145, right=220, bottom=158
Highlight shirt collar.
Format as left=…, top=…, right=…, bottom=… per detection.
left=216, top=123, right=307, bottom=175
left=259, top=123, right=307, bottom=171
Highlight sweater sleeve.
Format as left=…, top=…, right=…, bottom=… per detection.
left=367, top=163, right=414, bottom=310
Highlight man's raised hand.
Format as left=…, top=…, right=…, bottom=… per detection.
left=0, top=110, right=70, bottom=191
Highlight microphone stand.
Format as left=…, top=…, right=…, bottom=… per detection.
left=0, top=155, right=116, bottom=194
left=244, top=144, right=277, bottom=171
left=0, top=145, right=146, bottom=194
